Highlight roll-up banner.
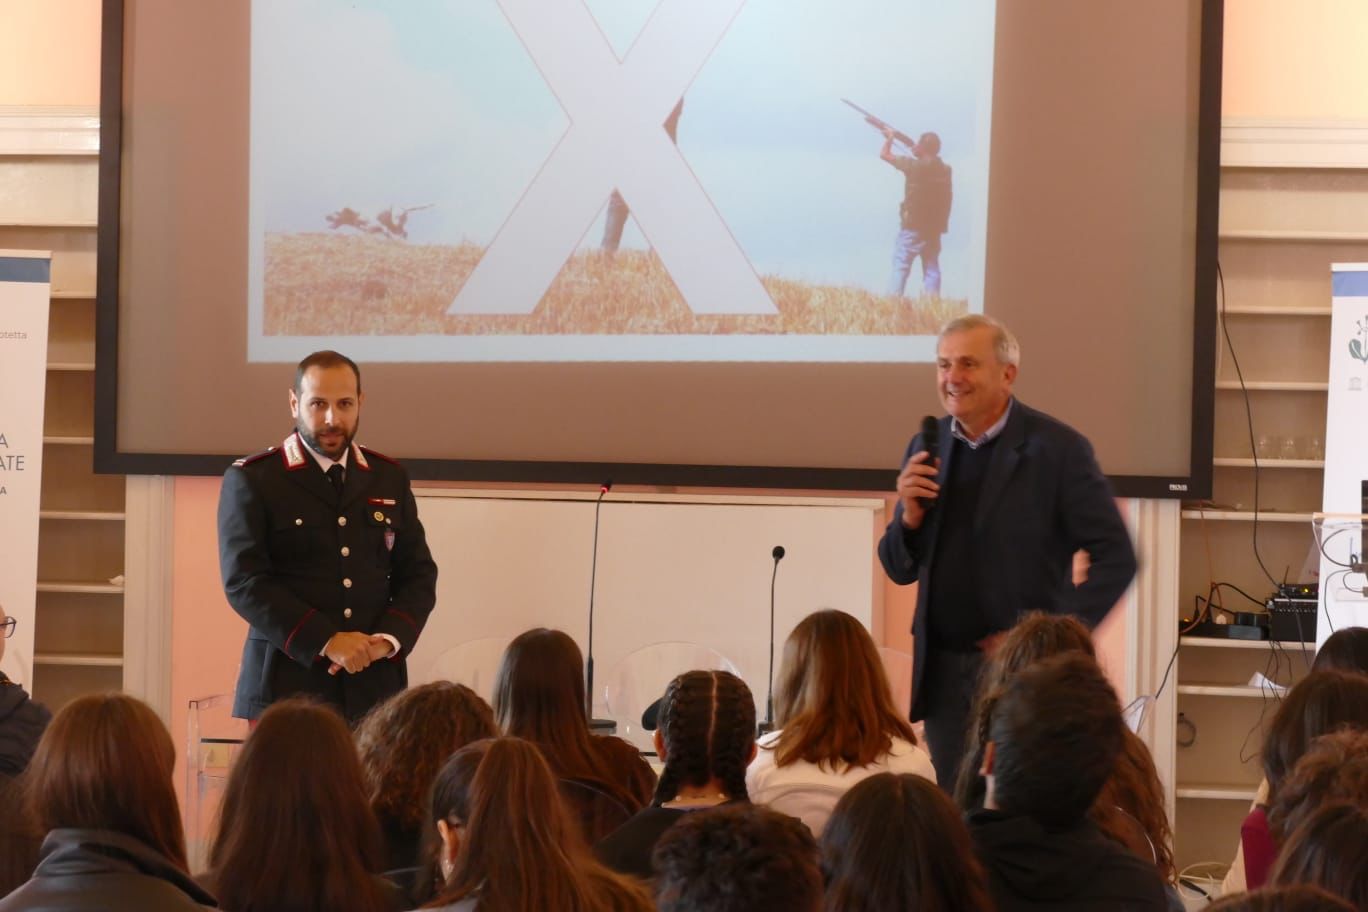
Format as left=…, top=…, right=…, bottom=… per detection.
left=0, top=251, right=51, bottom=688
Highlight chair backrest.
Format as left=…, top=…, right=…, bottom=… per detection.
left=1121, top=695, right=1155, bottom=735
left=185, top=693, right=247, bottom=871
left=603, top=642, right=741, bottom=754
left=558, top=776, right=636, bottom=844
left=877, top=647, right=915, bottom=719
left=415, top=636, right=511, bottom=703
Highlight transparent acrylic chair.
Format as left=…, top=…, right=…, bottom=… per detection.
left=417, top=635, right=510, bottom=704
left=877, top=647, right=915, bottom=720
left=603, top=642, right=741, bottom=754
left=185, top=694, right=247, bottom=870
left=1122, top=695, right=1155, bottom=735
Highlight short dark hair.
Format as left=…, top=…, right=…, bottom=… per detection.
left=820, top=773, right=994, bottom=912
left=918, top=131, right=941, bottom=155
left=1260, top=670, right=1368, bottom=797
left=295, top=350, right=361, bottom=394
left=1269, top=801, right=1368, bottom=910
left=654, top=805, right=822, bottom=912
left=985, top=652, right=1123, bottom=829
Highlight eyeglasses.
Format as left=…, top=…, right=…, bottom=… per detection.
left=1, top=617, right=15, bottom=639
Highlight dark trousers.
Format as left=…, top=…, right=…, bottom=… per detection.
left=919, top=647, right=985, bottom=792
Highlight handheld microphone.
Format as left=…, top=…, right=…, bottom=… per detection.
left=586, top=481, right=614, bottom=732
left=917, top=415, right=939, bottom=508
left=760, top=545, right=785, bottom=736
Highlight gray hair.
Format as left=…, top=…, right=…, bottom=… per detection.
left=938, top=314, right=1020, bottom=367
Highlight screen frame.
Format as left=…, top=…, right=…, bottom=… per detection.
left=93, top=0, right=1219, bottom=498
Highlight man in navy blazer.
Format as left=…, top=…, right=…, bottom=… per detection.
left=877, top=315, right=1137, bottom=787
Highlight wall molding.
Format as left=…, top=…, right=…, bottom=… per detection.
left=1129, top=498, right=1181, bottom=824
left=1223, top=117, right=1368, bottom=169
left=0, top=106, right=99, bottom=156
left=124, top=475, right=175, bottom=721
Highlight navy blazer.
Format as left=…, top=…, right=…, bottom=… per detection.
left=877, top=401, right=1137, bottom=720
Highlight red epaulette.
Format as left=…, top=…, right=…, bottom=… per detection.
left=231, top=446, right=279, bottom=468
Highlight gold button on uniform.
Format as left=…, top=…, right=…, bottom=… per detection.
left=337, top=516, right=347, bottom=527
left=343, top=578, right=353, bottom=589
left=373, top=511, right=385, bottom=522
left=344, top=608, right=353, bottom=618
left=341, top=546, right=350, bottom=557
left=294, top=518, right=303, bottom=526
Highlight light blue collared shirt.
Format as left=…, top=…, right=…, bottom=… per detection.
left=951, top=398, right=1013, bottom=449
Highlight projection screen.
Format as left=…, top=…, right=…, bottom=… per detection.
left=96, top=0, right=1219, bottom=496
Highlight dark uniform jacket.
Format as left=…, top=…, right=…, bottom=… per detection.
left=0, top=828, right=218, bottom=912
left=877, top=401, right=1137, bottom=720
left=217, top=432, right=438, bottom=722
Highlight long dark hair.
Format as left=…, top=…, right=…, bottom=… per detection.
left=422, top=737, right=652, bottom=912
left=820, top=772, right=995, bottom=912
left=954, top=612, right=1095, bottom=808
left=355, top=681, right=496, bottom=833
left=26, top=693, right=186, bottom=868
left=1092, top=729, right=1176, bottom=883
left=1269, top=801, right=1368, bottom=909
left=770, top=610, right=916, bottom=770
left=207, top=698, right=391, bottom=912
left=1260, top=670, right=1368, bottom=800
left=493, top=628, right=637, bottom=805
left=653, top=670, right=755, bottom=805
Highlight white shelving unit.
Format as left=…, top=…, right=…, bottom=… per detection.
left=1, top=111, right=124, bottom=710
left=1171, top=165, right=1363, bottom=871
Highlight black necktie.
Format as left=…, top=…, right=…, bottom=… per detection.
left=326, top=463, right=345, bottom=497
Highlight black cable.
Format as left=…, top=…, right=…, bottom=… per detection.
left=1209, top=581, right=1268, bottom=609
left=1217, top=261, right=1279, bottom=587
left=1315, top=527, right=1353, bottom=568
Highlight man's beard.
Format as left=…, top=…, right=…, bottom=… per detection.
left=298, top=422, right=356, bottom=460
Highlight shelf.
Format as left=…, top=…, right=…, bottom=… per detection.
left=1214, top=380, right=1327, bottom=392
left=1180, top=510, right=1314, bottom=522
left=33, top=653, right=123, bottom=668
left=39, top=510, right=125, bottom=522
left=1220, top=305, right=1332, bottom=316
left=35, top=581, right=124, bottom=595
left=0, top=220, right=97, bottom=230
left=46, top=361, right=95, bottom=373
left=1181, top=636, right=1311, bottom=651
left=43, top=435, right=94, bottom=446
left=49, top=290, right=95, bottom=300
left=1219, top=229, right=1368, bottom=243
left=1212, top=458, right=1325, bottom=468
left=1177, top=684, right=1284, bottom=698
left=1175, top=786, right=1260, bottom=802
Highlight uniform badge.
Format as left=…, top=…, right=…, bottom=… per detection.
left=384, top=528, right=396, bottom=551
left=373, top=511, right=385, bottom=522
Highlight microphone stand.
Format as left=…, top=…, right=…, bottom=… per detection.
left=586, top=482, right=615, bottom=734
left=760, top=545, right=785, bottom=736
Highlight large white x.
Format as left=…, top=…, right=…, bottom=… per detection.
left=447, top=0, right=776, bottom=316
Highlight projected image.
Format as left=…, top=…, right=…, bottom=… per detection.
left=248, top=0, right=996, bottom=362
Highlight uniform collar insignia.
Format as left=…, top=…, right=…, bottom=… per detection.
left=281, top=432, right=308, bottom=470
left=353, top=444, right=372, bottom=472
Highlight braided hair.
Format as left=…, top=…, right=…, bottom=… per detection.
left=652, top=670, right=756, bottom=806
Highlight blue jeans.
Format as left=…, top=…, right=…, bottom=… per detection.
left=888, top=229, right=942, bottom=297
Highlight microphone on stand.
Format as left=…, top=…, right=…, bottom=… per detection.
left=586, top=481, right=616, bottom=734
left=917, top=415, right=939, bottom=509
left=759, top=545, right=785, bottom=736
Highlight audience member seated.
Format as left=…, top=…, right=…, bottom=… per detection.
left=653, top=804, right=822, bottom=912
left=820, top=772, right=995, bottom=912
left=746, top=609, right=934, bottom=835
left=355, top=681, right=496, bottom=893
left=1239, top=670, right=1368, bottom=890
left=1267, top=801, right=1368, bottom=910
left=1205, top=884, right=1356, bottom=912
left=954, top=613, right=1179, bottom=899
left=0, top=604, right=50, bottom=778
left=1222, top=625, right=1368, bottom=895
left=967, top=653, right=1168, bottom=911
left=494, top=628, right=656, bottom=841
left=416, top=736, right=653, bottom=912
left=204, top=698, right=403, bottom=912
left=1266, top=729, right=1368, bottom=846
left=0, top=775, right=40, bottom=899
left=596, top=670, right=756, bottom=880
left=0, top=693, right=216, bottom=911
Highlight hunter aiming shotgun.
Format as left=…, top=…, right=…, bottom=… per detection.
left=842, top=98, right=917, bottom=150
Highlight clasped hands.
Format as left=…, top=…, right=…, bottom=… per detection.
left=324, top=631, right=394, bottom=676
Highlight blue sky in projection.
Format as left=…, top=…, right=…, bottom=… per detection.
left=254, top=0, right=995, bottom=296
